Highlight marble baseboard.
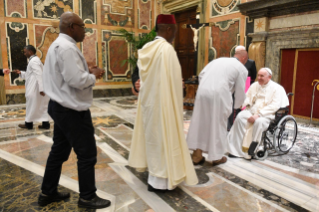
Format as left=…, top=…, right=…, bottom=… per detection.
left=5, top=88, right=133, bottom=105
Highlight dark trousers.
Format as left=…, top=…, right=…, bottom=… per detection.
left=41, top=100, right=97, bottom=199
left=227, top=94, right=242, bottom=131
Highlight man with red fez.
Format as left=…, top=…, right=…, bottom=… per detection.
left=128, top=14, right=198, bottom=191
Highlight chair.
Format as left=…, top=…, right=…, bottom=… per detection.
left=253, top=93, right=298, bottom=160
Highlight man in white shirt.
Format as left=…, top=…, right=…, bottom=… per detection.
left=227, top=68, right=289, bottom=159
left=39, top=12, right=110, bottom=209
left=14, top=45, right=50, bottom=130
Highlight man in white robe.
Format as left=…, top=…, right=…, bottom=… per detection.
left=128, top=14, right=198, bottom=192
left=227, top=68, right=289, bottom=159
left=187, top=50, right=248, bottom=165
left=14, top=45, right=50, bottom=130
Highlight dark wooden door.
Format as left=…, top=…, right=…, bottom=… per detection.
left=174, top=8, right=197, bottom=80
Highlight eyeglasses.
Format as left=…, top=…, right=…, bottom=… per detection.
left=70, top=23, right=86, bottom=29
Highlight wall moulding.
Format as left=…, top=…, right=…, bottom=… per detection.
left=264, top=27, right=319, bottom=83
left=238, top=0, right=319, bottom=19
left=162, top=0, right=203, bottom=13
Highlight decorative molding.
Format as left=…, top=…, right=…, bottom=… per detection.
left=238, top=0, right=319, bottom=19
left=162, top=0, right=202, bottom=13
left=264, top=27, right=319, bottom=82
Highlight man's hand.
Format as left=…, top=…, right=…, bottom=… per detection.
left=134, top=79, right=140, bottom=92
left=3, top=69, right=10, bottom=75
left=131, top=87, right=138, bottom=96
left=12, top=69, right=21, bottom=74
left=248, top=114, right=260, bottom=124
left=40, top=92, right=45, bottom=96
left=90, top=67, right=105, bottom=80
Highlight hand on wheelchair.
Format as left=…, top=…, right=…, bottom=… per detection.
left=248, top=114, right=260, bottom=124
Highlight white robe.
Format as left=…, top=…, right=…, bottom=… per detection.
left=21, top=56, right=50, bottom=123
left=187, top=58, right=247, bottom=161
left=128, top=38, right=198, bottom=189
left=227, top=80, right=289, bottom=157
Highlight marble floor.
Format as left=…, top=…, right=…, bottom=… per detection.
left=0, top=96, right=318, bottom=212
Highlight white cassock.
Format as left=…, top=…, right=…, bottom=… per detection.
left=20, top=56, right=50, bottom=123
left=128, top=37, right=198, bottom=190
left=187, top=58, right=248, bottom=161
left=227, top=80, right=289, bottom=158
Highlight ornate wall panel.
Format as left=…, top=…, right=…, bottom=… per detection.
left=102, top=30, right=131, bottom=82
left=5, top=0, right=27, bottom=18
left=82, top=29, right=98, bottom=67
left=211, top=0, right=240, bottom=17
left=33, top=0, right=73, bottom=19
left=34, top=25, right=59, bottom=64
left=101, top=0, right=134, bottom=27
left=80, top=0, right=97, bottom=24
left=138, top=0, right=152, bottom=30
left=6, top=22, right=29, bottom=86
left=211, top=19, right=240, bottom=58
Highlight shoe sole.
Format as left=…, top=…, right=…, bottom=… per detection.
left=78, top=202, right=111, bottom=209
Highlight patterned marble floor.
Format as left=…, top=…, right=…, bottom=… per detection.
left=0, top=96, right=318, bottom=212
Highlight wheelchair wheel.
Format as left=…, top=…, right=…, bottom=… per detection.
left=274, top=115, right=298, bottom=154
left=254, top=149, right=268, bottom=160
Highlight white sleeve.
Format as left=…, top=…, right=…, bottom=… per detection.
left=234, top=66, right=248, bottom=108
left=30, top=61, right=44, bottom=92
left=20, top=71, right=26, bottom=79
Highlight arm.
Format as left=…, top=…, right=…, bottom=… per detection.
left=59, top=48, right=96, bottom=90
left=258, top=89, right=281, bottom=118
left=234, top=66, right=248, bottom=108
left=30, top=61, right=44, bottom=92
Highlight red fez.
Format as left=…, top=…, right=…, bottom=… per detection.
left=156, top=14, right=176, bottom=24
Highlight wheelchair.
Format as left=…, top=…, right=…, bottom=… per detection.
left=253, top=93, right=298, bottom=160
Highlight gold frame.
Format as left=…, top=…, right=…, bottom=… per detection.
left=290, top=48, right=319, bottom=120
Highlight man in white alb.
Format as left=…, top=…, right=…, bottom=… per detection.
left=14, top=45, right=50, bottom=130
left=128, top=14, right=198, bottom=192
left=227, top=68, right=289, bottom=159
left=187, top=49, right=248, bottom=166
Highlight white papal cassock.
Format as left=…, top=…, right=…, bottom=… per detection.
left=227, top=80, right=289, bottom=158
left=187, top=58, right=247, bottom=161
left=20, top=56, right=50, bottom=123
left=128, top=37, right=198, bottom=190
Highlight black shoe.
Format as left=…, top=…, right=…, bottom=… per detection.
left=38, top=125, right=50, bottom=129
left=193, top=156, right=205, bottom=165
left=147, top=184, right=168, bottom=192
left=78, top=195, right=111, bottom=209
left=228, top=154, right=239, bottom=158
left=38, top=192, right=70, bottom=206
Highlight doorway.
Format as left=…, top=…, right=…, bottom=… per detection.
left=174, top=8, right=197, bottom=80
left=280, top=48, right=319, bottom=120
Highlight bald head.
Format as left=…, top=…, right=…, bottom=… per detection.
left=235, top=45, right=246, bottom=53
left=234, top=48, right=248, bottom=65
left=60, top=12, right=86, bottom=42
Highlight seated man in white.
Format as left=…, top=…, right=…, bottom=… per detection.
left=227, top=67, right=289, bottom=159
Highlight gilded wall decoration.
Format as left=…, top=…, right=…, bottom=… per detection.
left=82, top=28, right=98, bottom=67
left=6, top=22, right=29, bottom=86
left=34, top=25, right=59, bottom=64
left=138, top=0, right=152, bottom=30
left=101, top=0, right=134, bottom=27
left=33, top=0, right=73, bottom=19
left=4, top=0, right=27, bottom=18
left=211, top=19, right=240, bottom=58
left=102, top=30, right=131, bottom=82
left=79, top=0, right=97, bottom=24
left=211, top=0, right=240, bottom=17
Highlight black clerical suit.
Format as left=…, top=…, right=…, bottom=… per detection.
left=0, top=69, right=4, bottom=76
left=227, top=59, right=257, bottom=130
left=132, top=66, right=139, bottom=93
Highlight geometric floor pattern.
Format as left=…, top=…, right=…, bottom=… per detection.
left=0, top=96, right=318, bottom=211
